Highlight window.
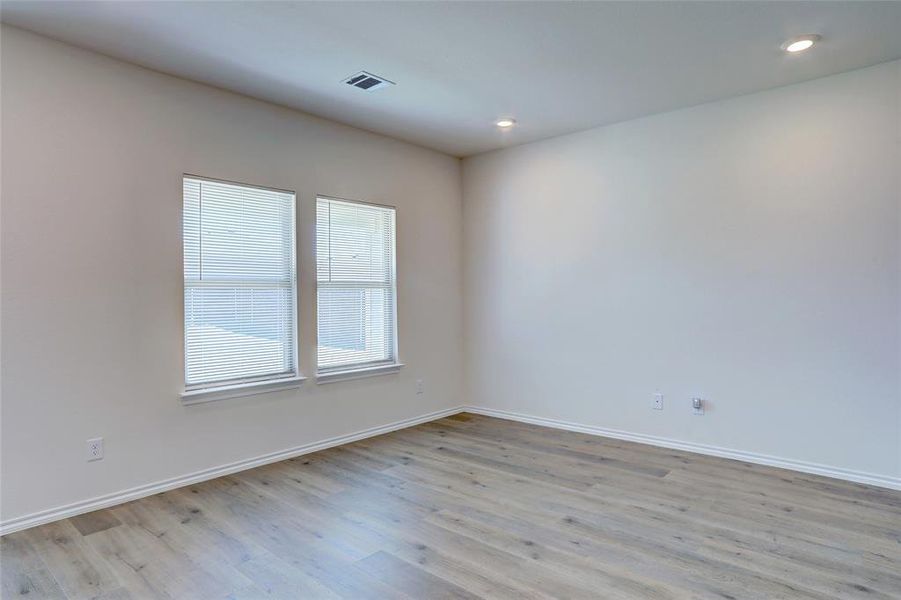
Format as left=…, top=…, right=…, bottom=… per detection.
left=316, top=196, right=397, bottom=375
left=183, top=176, right=297, bottom=395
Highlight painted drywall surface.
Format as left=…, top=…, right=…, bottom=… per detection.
left=0, top=26, right=463, bottom=522
left=896, top=60, right=901, bottom=479
left=463, top=60, right=901, bottom=480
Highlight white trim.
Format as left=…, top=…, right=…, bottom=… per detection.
left=316, top=193, right=396, bottom=212
left=5, top=404, right=897, bottom=536
left=316, top=363, right=404, bottom=384
left=183, top=172, right=295, bottom=195
left=0, top=406, right=463, bottom=536
left=181, top=375, right=306, bottom=405
left=464, top=406, right=901, bottom=491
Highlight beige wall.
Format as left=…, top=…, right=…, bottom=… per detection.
left=463, top=60, right=901, bottom=484
left=0, top=26, right=463, bottom=524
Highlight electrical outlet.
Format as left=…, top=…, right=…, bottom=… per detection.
left=416, top=379, right=424, bottom=395
left=652, top=393, right=663, bottom=410
left=692, top=397, right=704, bottom=415
left=87, top=437, right=104, bottom=461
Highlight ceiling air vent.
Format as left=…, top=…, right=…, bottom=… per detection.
left=344, top=71, right=395, bottom=92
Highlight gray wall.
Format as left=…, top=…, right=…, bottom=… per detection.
left=463, top=60, right=901, bottom=483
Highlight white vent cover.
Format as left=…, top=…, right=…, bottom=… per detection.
left=344, top=71, right=395, bottom=92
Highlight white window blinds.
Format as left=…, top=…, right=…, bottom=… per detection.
left=183, top=176, right=297, bottom=389
left=316, top=197, right=397, bottom=373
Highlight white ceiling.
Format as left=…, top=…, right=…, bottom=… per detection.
left=3, top=1, right=901, bottom=157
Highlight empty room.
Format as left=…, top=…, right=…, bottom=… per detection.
left=1, top=1, right=899, bottom=598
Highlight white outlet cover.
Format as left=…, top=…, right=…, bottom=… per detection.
left=653, top=393, right=663, bottom=410
left=87, top=437, right=104, bottom=461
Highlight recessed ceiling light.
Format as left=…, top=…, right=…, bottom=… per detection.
left=495, top=118, right=516, bottom=129
left=782, top=34, right=820, bottom=53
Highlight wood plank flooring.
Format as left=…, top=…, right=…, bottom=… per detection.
left=2, top=413, right=900, bottom=599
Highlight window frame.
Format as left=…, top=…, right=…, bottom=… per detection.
left=181, top=174, right=303, bottom=403
left=314, top=194, right=401, bottom=381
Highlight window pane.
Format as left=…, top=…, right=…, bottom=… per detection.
left=323, top=201, right=393, bottom=283
left=316, top=197, right=396, bottom=372
left=184, top=177, right=296, bottom=388
left=317, top=286, right=394, bottom=369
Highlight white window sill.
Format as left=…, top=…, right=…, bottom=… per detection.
left=316, top=363, right=404, bottom=384
left=181, top=375, right=306, bottom=405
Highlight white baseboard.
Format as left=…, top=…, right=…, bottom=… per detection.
left=0, top=406, right=465, bottom=536
left=464, top=406, right=901, bottom=491
left=4, top=403, right=897, bottom=536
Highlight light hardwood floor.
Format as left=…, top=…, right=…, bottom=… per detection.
left=2, top=413, right=900, bottom=599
